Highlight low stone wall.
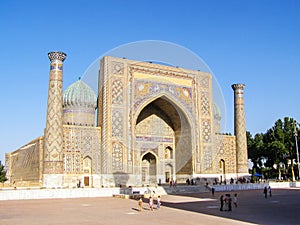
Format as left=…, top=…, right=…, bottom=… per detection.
left=0, top=186, right=167, bottom=201
left=211, top=183, right=266, bottom=192
left=211, top=182, right=300, bottom=192
left=0, top=188, right=120, bottom=201
left=269, top=181, right=300, bottom=188
left=3, top=183, right=298, bottom=201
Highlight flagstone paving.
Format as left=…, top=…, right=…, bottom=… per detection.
left=0, top=189, right=299, bottom=225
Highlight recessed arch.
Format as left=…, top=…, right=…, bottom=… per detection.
left=141, top=151, right=157, bottom=184
left=219, top=159, right=226, bottom=183
left=83, top=156, right=92, bottom=187
left=135, top=93, right=194, bottom=182
left=141, top=151, right=158, bottom=162
left=165, top=146, right=173, bottom=159
left=134, top=93, right=193, bottom=129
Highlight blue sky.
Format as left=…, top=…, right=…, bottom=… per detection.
left=0, top=0, right=300, bottom=161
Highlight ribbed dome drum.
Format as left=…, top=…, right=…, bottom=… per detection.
left=63, top=79, right=97, bottom=126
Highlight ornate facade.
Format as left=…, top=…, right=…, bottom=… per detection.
left=5, top=52, right=248, bottom=188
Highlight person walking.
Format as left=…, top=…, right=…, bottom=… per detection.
left=138, top=198, right=143, bottom=211
left=149, top=197, right=154, bottom=211
left=157, top=195, right=161, bottom=209
left=268, top=186, right=272, bottom=197
left=264, top=186, right=268, bottom=198
left=233, top=193, right=238, bottom=207
left=220, top=195, right=224, bottom=211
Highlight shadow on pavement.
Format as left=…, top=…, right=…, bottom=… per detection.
left=160, top=189, right=300, bottom=225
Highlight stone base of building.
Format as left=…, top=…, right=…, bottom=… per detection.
left=42, top=174, right=64, bottom=188
left=98, top=173, right=196, bottom=188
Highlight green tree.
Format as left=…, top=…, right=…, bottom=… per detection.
left=0, top=161, right=7, bottom=183
left=247, top=117, right=300, bottom=180
left=247, top=132, right=265, bottom=172
left=263, top=117, right=299, bottom=180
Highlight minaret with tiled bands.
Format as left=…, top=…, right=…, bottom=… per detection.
left=43, top=51, right=66, bottom=188
left=232, top=84, right=248, bottom=174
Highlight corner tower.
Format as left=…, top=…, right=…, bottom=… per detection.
left=232, top=84, right=248, bottom=175
left=43, top=51, right=66, bottom=188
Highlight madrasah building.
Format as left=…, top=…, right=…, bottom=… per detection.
left=5, top=51, right=248, bottom=188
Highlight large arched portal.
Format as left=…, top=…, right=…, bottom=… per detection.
left=136, top=96, right=192, bottom=184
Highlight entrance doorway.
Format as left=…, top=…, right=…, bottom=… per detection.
left=83, top=156, right=92, bottom=187
left=165, top=171, right=170, bottom=183
left=220, top=159, right=226, bottom=183
left=84, top=176, right=89, bottom=186
left=141, top=152, right=157, bottom=185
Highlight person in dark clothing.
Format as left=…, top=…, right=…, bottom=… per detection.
left=211, top=187, right=215, bottom=196
left=268, top=186, right=272, bottom=197
left=220, top=195, right=224, bottom=211
left=264, top=186, right=268, bottom=198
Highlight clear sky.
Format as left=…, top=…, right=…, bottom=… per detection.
left=0, top=0, right=299, bottom=161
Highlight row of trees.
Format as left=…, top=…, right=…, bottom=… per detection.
left=247, top=117, right=300, bottom=181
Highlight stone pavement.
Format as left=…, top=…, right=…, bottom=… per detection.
left=0, top=189, right=299, bottom=225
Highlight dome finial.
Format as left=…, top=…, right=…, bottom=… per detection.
left=78, top=77, right=81, bottom=80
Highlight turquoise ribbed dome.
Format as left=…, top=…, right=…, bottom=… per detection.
left=63, top=79, right=97, bottom=108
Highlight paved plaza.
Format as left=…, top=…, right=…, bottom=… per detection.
left=0, top=188, right=299, bottom=225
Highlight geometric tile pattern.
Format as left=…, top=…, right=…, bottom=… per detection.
left=44, top=52, right=66, bottom=174
left=44, top=77, right=64, bottom=161
left=134, top=81, right=193, bottom=116
left=203, top=146, right=212, bottom=170
left=214, top=135, right=236, bottom=173
left=63, top=126, right=101, bottom=174
left=64, top=151, right=82, bottom=174
left=201, top=119, right=211, bottom=142
left=112, top=79, right=123, bottom=105
left=43, top=161, right=64, bottom=174
left=201, top=92, right=210, bottom=115
left=112, top=142, right=123, bottom=171
left=111, top=61, right=124, bottom=75
left=81, top=129, right=101, bottom=174
left=112, top=110, right=123, bottom=137
left=232, top=84, right=248, bottom=173
left=201, top=77, right=209, bottom=89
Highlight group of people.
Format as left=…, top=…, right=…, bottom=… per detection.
left=137, top=185, right=272, bottom=213
left=219, top=185, right=272, bottom=212
left=169, top=179, right=177, bottom=188
left=220, top=193, right=238, bottom=211
left=186, top=178, right=196, bottom=185
left=138, top=196, right=161, bottom=211
left=263, top=186, right=272, bottom=198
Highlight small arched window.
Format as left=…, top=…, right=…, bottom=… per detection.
left=165, top=146, right=173, bottom=159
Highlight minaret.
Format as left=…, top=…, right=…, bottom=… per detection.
left=43, top=51, right=67, bottom=188
left=232, top=84, right=248, bottom=175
